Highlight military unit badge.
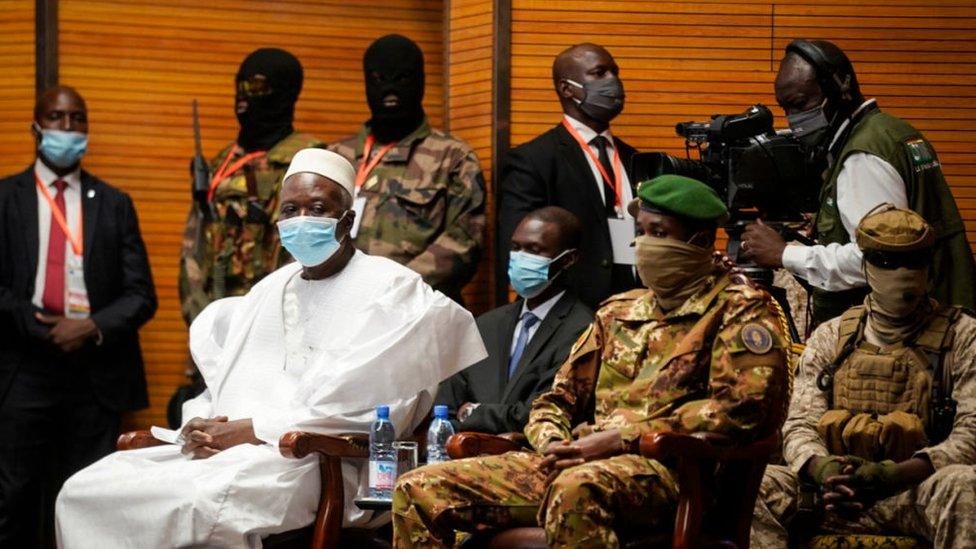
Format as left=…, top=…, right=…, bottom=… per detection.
left=740, top=323, right=773, bottom=354
left=906, top=138, right=940, bottom=172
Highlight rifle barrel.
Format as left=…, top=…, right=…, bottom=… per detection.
left=192, top=99, right=203, bottom=158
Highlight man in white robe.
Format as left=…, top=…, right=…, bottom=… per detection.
left=55, top=149, right=487, bottom=548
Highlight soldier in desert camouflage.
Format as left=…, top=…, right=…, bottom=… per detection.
left=328, top=34, right=485, bottom=304
left=752, top=205, right=976, bottom=548
left=179, top=48, right=324, bottom=325
left=392, top=175, right=791, bottom=548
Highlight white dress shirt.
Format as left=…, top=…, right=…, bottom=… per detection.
left=781, top=99, right=908, bottom=291
left=509, top=290, right=565, bottom=357
left=562, top=114, right=634, bottom=218
left=31, top=158, right=85, bottom=308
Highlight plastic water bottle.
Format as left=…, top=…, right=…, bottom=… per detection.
left=368, top=405, right=397, bottom=499
left=426, top=405, right=455, bottom=464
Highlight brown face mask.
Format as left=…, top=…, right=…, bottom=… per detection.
left=635, top=235, right=715, bottom=310
left=864, top=263, right=931, bottom=343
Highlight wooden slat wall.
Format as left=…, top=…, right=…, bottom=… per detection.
left=510, top=0, right=976, bottom=254
left=449, top=0, right=495, bottom=314
left=0, top=1, right=35, bottom=175
left=57, top=0, right=445, bottom=429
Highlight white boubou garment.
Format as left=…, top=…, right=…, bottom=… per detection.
left=55, top=251, right=487, bottom=548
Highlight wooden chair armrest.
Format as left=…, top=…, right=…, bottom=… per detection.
left=498, top=432, right=528, bottom=445
left=638, top=431, right=780, bottom=462
left=278, top=431, right=370, bottom=460
left=446, top=432, right=527, bottom=459
left=117, top=430, right=168, bottom=451
left=638, top=431, right=781, bottom=549
left=277, top=431, right=369, bottom=549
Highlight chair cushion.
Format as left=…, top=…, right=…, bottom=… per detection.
left=809, top=534, right=929, bottom=549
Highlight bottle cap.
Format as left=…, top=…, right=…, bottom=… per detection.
left=376, top=405, right=390, bottom=419
left=433, top=405, right=449, bottom=419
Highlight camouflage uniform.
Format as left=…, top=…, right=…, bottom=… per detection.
left=179, top=132, right=324, bottom=324
left=751, top=313, right=976, bottom=548
left=774, top=268, right=809, bottom=339
left=394, top=271, right=791, bottom=548
left=328, top=120, right=485, bottom=302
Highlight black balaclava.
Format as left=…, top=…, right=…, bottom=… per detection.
left=235, top=48, right=303, bottom=152
left=363, top=34, right=425, bottom=144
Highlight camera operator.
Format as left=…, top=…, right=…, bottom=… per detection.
left=741, top=40, right=975, bottom=328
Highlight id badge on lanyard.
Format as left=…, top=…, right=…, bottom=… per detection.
left=65, top=252, right=91, bottom=319
left=35, top=172, right=90, bottom=318
left=351, top=135, right=396, bottom=239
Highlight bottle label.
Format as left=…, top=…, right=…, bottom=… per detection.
left=369, top=460, right=397, bottom=490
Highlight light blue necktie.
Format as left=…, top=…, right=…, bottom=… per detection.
left=508, top=312, right=540, bottom=379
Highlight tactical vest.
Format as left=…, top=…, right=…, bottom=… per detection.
left=812, top=106, right=975, bottom=325
left=818, top=305, right=961, bottom=447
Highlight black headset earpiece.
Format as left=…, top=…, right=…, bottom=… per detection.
left=786, top=39, right=852, bottom=99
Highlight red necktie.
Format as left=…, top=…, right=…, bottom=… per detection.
left=42, top=179, right=68, bottom=315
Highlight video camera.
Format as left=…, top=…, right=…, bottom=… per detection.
left=631, top=104, right=821, bottom=223
left=631, top=104, right=821, bottom=332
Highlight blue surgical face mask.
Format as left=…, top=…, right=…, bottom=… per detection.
left=277, top=214, right=346, bottom=267
left=35, top=124, right=88, bottom=169
left=508, top=249, right=571, bottom=299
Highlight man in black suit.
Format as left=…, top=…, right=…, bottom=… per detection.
left=0, top=85, right=157, bottom=547
left=497, top=43, right=638, bottom=310
left=437, top=207, right=593, bottom=434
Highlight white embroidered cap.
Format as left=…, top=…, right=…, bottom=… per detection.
left=283, top=148, right=355, bottom=198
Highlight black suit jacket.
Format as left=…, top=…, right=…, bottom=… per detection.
left=0, top=166, right=157, bottom=412
left=497, top=123, right=639, bottom=310
left=435, top=292, right=593, bottom=434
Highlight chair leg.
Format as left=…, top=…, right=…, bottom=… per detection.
left=672, top=461, right=705, bottom=549
left=310, top=456, right=344, bottom=549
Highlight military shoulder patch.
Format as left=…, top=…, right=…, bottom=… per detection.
left=905, top=138, right=940, bottom=172
left=740, top=323, right=773, bottom=354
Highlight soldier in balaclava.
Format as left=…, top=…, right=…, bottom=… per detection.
left=329, top=34, right=486, bottom=305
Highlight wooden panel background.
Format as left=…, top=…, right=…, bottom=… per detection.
left=57, top=0, right=445, bottom=428
left=510, top=0, right=976, bottom=254
left=0, top=0, right=35, bottom=175
left=448, top=0, right=496, bottom=313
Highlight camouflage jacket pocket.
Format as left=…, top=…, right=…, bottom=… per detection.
left=382, top=184, right=446, bottom=253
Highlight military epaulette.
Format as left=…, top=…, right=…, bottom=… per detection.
left=719, top=273, right=764, bottom=302
left=728, top=271, right=757, bottom=289
left=267, top=132, right=326, bottom=164
left=599, top=288, right=648, bottom=306
left=428, top=127, right=475, bottom=150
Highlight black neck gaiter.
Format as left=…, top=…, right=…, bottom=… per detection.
left=235, top=48, right=303, bottom=152
left=363, top=34, right=426, bottom=144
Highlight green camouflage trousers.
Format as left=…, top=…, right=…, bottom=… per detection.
left=392, top=451, right=678, bottom=548
left=751, top=464, right=976, bottom=548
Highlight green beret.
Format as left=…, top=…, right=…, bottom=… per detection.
left=626, top=174, right=729, bottom=224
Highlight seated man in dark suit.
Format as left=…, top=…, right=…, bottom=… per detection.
left=436, top=207, right=593, bottom=434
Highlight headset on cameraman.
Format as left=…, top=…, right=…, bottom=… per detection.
left=785, top=39, right=857, bottom=104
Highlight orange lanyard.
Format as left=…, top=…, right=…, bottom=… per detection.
left=561, top=118, right=624, bottom=213
left=207, top=146, right=267, bottom=202
left=355, top=134, right=397, bottom=191
left=34, top=172, right=83, bottom=256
